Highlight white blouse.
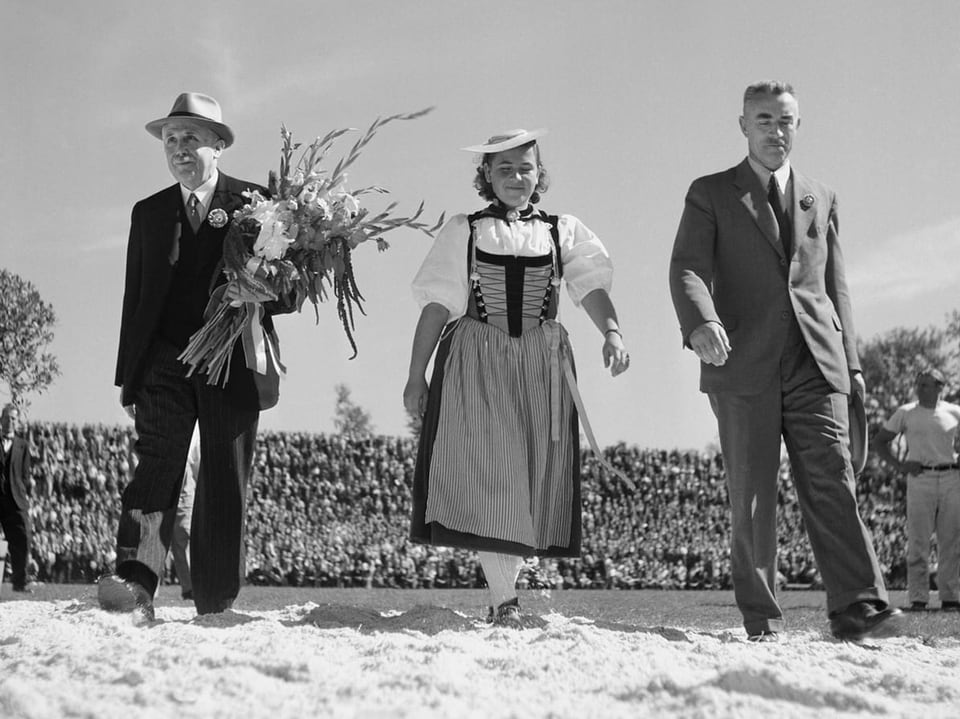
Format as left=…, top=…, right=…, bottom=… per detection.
left=411, top=212, right=613, bottom=320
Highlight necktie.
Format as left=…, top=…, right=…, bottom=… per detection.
left=767, top=176, right=792, bottom=259
left=187, top=193, right=202, bottom=233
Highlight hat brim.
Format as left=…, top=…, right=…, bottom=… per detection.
left=849, top=390, right=868, bottom=476
left=461, top=128, right=547, bottom=154
left=145, top=116, right=235, bottom=148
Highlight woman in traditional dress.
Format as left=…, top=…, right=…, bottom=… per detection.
left=403, top=128, right=629, bottom=627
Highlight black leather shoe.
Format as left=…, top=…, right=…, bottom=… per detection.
left=97, top=574, right=155, bottom=622
left=830, top=602, right=903, bottom=640
left=181, top=590, right=193, bottom=601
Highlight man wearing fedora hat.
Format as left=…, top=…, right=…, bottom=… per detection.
left=669, top=81, right=899, bottom=641
left=102, top=92, right=285, bottom=619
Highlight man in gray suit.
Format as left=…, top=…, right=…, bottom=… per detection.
left=669, top=80, right=901, bottom=641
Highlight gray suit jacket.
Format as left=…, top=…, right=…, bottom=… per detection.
left=669, top=158, right=859, bottom=395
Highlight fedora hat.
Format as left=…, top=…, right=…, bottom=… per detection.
left=461, top=128, right=547, bottom=154
left=145, top=92, right=234, bottom=147
left=849, top=390, right=868, bottom=476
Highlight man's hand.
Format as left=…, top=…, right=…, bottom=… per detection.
left=689, top=322, right=731, bottom=366
left=850, top=370, right=865, bottom=400
left=901, top=460, right=924, bottom=477
left=119, top=389, right=135, bottom=420
left=222, top=281, right=277, bottom=307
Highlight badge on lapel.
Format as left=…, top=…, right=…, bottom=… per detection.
left=800, top=194, right=815, bottom=211
left=207, top=208, right=229, bottom=228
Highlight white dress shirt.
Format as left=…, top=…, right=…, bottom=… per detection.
left=179, top=170, right=220, bottom=219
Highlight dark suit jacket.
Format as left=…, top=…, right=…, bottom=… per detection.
left=669, top=158, right=859, bottom=395
left=2, top=437, right=31, bottom=510
left=115, top=172, right=284, bottom=410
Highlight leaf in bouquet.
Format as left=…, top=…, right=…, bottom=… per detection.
left=327, top=108, right=435, bottom=190
left=178, top=303, right=247, bottom=387
left=295, top=128, right=355, bottom=185
left=332, top=241, right=367, bottom=360
left=351, top=185, right=389, bottom=196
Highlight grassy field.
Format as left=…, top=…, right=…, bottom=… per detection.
left=6, top=583, right=958, bottom=638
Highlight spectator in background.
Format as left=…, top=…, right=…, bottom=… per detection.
left=17, top=420, right=918, bottom=595
left=1, top=403, right=33, bottom=592
left=874, top=367, right=960, bottom=612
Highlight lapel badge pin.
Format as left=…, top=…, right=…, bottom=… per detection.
left=207, top=208, right=229, bottom=228
left=800, top=194, right=815, bottom=211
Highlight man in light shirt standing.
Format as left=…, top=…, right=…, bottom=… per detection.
left=874, top=367, right=960, bottom=612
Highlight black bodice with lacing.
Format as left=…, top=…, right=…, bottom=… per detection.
left=465, top=205, right=564, bottom=338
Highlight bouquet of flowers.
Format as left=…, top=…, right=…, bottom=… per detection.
left=179, top=109, right=443, bottom=387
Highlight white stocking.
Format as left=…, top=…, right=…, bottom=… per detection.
left=478, top=551, right=523, bottom=607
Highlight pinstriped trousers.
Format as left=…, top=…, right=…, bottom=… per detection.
left=118, top=339, right=258, bottom=614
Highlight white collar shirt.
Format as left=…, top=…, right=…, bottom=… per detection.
left=747, top=157, right=792, bottom=208
left=179, top=170, right=220, bottom=217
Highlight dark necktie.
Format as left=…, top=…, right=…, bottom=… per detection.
left=187, top=193, right=202, bottom=233
left=767, top=176, right=792, bottom=259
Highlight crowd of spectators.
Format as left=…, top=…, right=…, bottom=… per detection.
left=6, top=422, right=914, bottom=591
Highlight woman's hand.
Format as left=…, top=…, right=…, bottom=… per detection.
left=403, top=377, right=429, bottom=416
left=602, top=330, right=630, bottom=377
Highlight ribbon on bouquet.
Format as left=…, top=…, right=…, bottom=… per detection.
left=240, top=301, right=286, bottom=379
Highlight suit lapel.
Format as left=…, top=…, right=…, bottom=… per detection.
left=733, top=159, right=783, bottom=257
left=141, top=185, right=183, bottom=270
left=790, top=170, right=817, bottom=253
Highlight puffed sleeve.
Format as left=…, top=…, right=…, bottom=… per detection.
left=557, top=214, right=613, bottom=305
left=411, top=214, right=470, bottom=319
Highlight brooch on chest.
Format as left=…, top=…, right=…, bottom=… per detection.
left=207, top=208, right=229, bottom=228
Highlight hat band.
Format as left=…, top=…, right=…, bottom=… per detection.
left=167, top=111, right=221, bottom=122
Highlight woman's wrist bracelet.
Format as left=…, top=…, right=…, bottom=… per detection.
left=604, top=328, right=623, bottom=339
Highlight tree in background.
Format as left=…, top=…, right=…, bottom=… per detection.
left=0, top=268, right=60, bottom=404
left=333, top=383, right=374, bottom=438
left=858, top=320, right=960, bottom=464
left=859, top=326, right=950, bottom=434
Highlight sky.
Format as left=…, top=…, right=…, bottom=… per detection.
left=2, top=0, right=959, bottom=451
